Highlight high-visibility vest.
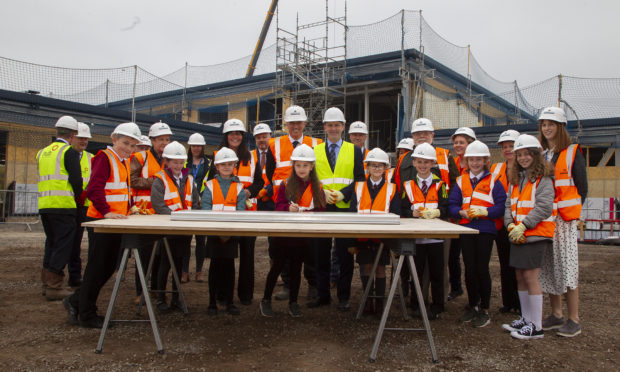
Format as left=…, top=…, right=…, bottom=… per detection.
left=315, top=141, right=356, bottom=208
left=385, top=168, right=395, bottom=183
left=509, top=177, right=557, bottom=238
left=554, top=144, right=583, bottom=221
left=355, top=181, right=396, bottom=214
left=457, top=172, right=501, bottom=230
left=213, top=149, right=257, bottom=210
left=36, top=141, right=76, bottom=210
left=87, top=148, right=132, bottom=218
left=131, top=150, right=162, bottom=213
left=283, top=179, right=315, bottom=211
left=80, top=151, right=94, bottom=207
left=204, top=178, right=243, bottom=211
left=251, top=149, right=272, bottom=210
left=435, top=147, right=451, bottom=189
left=269, top=135, right=322, bottom=200
left=490, top=162, right=509, bottom=193
left=403, top=176, right=443, bottom=211
left=454, top=156, right=467, bottom=175
left=153, top=170, right=193, bottom=211
left=393, top=151, right=411, bottom=192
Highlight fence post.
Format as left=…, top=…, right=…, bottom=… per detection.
left=557, top=73, right=563, bottom=108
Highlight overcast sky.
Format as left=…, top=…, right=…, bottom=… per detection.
left=2, top=0, right=618, bottom=87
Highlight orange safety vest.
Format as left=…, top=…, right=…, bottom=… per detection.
left=269, top=135, right=322, bottom=201
left=251, top=149, right=271, bottom=209
left=554, top=144, right=583, bottom=221
left=436, top=147, right=451, bottom=189
left=213, top=149, right=257, bottom=210
left=153, top=170, right=193, bottom=211
left=403, top=178, right=442, bottom=211
left=456, top=172, right=502, bottom=230
left=87, top=148, right=132, bottom=218
left=283, top=179, right=315, bottom=211
left=355, top=180, right=396, bottom=214
left=131, top=150, right=163, bottom=213
left=204, top=178, right=243, bottom=211
left=454, top=156, right=467, bottom=175
left=393, top=151, right=411, bottom=191
left=509, top=177, right=557, bottom=238
left=490, top=162, right=509, bottom=193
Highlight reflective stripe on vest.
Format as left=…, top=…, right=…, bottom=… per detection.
left=270, top=136, right=322, bottom=201
left=457, top=172, right=501, bottom=229
left=87, top=148, right=132, bottom=218
left=403, top=178, right=441, bottom=211
left=154, top=171, right=193, bottom=211
left=81, top=151, right=94, bottom=207
left=435, top=147, right=451, bottom=190
left=554, top=144, right=582, bottom=220
left=490, top=162, right=508, bottom=193
left=206, top=178, right=243, bottom=211
left=314, top=141, right=355, bottom=208
left=355, top=181, right=395, bottom=214
left=509, top=177, right=557, bottom=238
left=36, top=142, right=76, bottom=209
left=131, top=150, right=162, bottom=212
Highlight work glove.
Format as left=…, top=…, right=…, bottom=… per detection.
left=507, top=223, right=515, bottom=232
left=332, top=190, right=345, bottom=203
left=421, top=208, right=441, bottom=219
left=257, top=188, right=270, bottom=202
left=324, top=189, right=336, bottom=204
left=467, top=207, right=488, bottom=219
left=245, top=199, right=254, bottom=209
left=508, top=223, right=527, bottom=244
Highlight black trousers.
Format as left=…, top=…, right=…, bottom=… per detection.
left=460, top=233, right=494, bottom=309
left=278, top=241, right=317, bottom=289
left=41, top=212, right=77, bottom=275
left=315, top=236, right=352, bottom=302
left=156, top=235, right=191, bottom=302
left=238, top=236, right=256, bottom=301
left=68, top=207, right=87, bottom=282
left=495, top=226, right=520, bottom=309
left=448, top=238, right=462, bottom=292
left=411, top=242, right=445, bottom=312
left=264, top=243, right=305, bottom=303
left=208, top=258, right=235, bottom=306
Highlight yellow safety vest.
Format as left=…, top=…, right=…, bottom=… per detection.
left=36, top=141, right=76, bottom=210
left=315, top=141, right=355, bottom=208
left=80, top=151, right=93, bottom=207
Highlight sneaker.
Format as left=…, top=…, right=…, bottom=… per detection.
left=556, top=319, right=581, bottom=338
left=79, top=315, right=105, bottom=329
left=472, top=310, right=490, bottom=328
left=260, top=299, right=274, bottom=317
left=459, top=307, right=477, bottom=323
left=542, top=314, right=565, bottom=330
left=502, top=317, right=527, bottom=332
left=275, top=287, right=290, bottom=301
left=427, top=308, right=442, bottom=321
left=511, top=323, right=544, bottom=340
left=289, top=302, right=302, bottom=317
left=447, top=289, right=463, bottom=301
left=226, top=304, right=240, bottom=316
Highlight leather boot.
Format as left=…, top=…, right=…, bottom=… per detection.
left=44, top=269, right=72, bottom=301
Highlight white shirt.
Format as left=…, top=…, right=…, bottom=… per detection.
left=416, top=174, right=433, bottom=190
left=107, top=146, right=126, bottom=161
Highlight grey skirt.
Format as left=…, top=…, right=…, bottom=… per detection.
left=509, top=240, right=550, bottom=269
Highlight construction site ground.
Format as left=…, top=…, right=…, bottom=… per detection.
left=0, top=225, right=618, bottom=371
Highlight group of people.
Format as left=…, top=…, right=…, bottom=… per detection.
left=37, top=104, right=586, bottom=341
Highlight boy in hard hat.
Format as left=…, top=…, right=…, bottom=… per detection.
left=201, top=147, right=246, bottom=316
left=348, top=121, right=369, bottom=174
left=348, top=148, right=400, bottom=316
left=136, top=135, right=152, bottom=153
left=401, top=143, right=449, bottom=320
left=151, top=141, right=200, bottom=313
left=451, top=127, right=477, bottom=174
left=448, top=140, right=506, bottom=328
left=63, top=122, right=142, bottom=328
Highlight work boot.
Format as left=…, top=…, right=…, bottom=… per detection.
left=44, top=269, right=72, bottom=301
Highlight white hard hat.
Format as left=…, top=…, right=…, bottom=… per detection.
left=55, top=115, right=79, bottom=131
left=348, top=121, right=368, bottom=135
left=464, top=140, right=490, bottom=157
left=513, top=134, right=542, bottom=152
left=411, top=118, right=434, bottom=133
left=138, top=135, right=152, bottom=147
left=290, top=144, right=316, bottom=162
left=222, top=118, right=246, bottom=134
left=451, top=127, right=477, bottom=141
left=76, top=122, right=92, bottom=138
left=412, top=143, right=436, bottom=161
left=284, top=105, right=307, bottom=122
left=497, top=129, right=520, bottom=144
left=538, top=106, right=567, bottom=124
left=396, top=138, right=414, bottom=151
left=364, top=148, right=390, bottom=166
left=112, top=122, right=142, bottom=141
left=187, top=133, right=206, bottom=146
left=148, top=121, right=173, bottom=137
left=163, top=141, right=187, bottom=160
left=323, top=107, right=345, bottom=123
left=253, top=123, right=271, bottom=136
left=214, top=147, right=239, bottom=164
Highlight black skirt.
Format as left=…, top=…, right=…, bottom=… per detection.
left=509, top=240, right=550, bottom=269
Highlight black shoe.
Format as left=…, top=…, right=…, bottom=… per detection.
left=170, top=299, right=185, bottom=312
left=62, top=297, right=78, bottom=325
left=156, top=300, right=171, bottom=314
left=226, top=304, right=240, bottom=316
left=79, top=315, right=105, bottom=329
left=427, top=308, right=441, bottom=321
left=240, top=298, right=252, bottom=306
left=499, top=306, right=521, bottom=314
left=307, top=297, right=331, bottom=308
left=260, top=299, right=274, bottom=317
left=68, top=278, right=82, bottom=288
left=207, top=305, right=218, bottom=316
left=447, top=289, right=464, bottom=301
left=337, top=300, right=350, bottom=312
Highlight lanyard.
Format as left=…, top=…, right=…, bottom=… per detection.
left=192, top=158, right=203, bottom=180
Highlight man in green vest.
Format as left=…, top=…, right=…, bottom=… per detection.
left=311, top=107, right=365, bottom=311
left=37, top=115, right=84, bottom=301
left=67, top=122, right=93, bottom=288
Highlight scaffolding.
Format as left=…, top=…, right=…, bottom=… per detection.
left=275, top=0, right=347, bottom=137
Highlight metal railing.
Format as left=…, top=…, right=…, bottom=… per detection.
left=0, top=189, right=40, bottom=231
left=580, top=207, right=620, bottom=243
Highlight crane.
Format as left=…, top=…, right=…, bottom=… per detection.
left=245, top=0, right=279, bottom=78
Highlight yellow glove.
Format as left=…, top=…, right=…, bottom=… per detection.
left=467, top=208, right=488, bottom=219
left=421, top=208, right=441, bottom=219
left=245, top=199, right=254, bottom=209
left=507, top=223, right=515, bottom=232
left=508, top=223, right=527, bottom=243
left=324, top=189, right=336, bottom=204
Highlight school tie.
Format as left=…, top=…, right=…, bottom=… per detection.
left=260, top=151, right=266, bottom=169
left=421, top=180, right=428, bottom=195
left=328, top=143, right=337, bottom=171
left=471, top=177, right=478, bottom=186
left=292, top=140, right=299, bottom=148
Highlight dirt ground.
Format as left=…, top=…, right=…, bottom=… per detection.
left=0, top=225, right=618, bottom=371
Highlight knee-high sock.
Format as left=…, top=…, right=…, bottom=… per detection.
left=518, top=290, right=529, bottom=322
left=530, top=294, right=543, bottom=330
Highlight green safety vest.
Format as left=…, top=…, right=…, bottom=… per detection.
left=314, top=141, right=355, bottom=209
left=36, top=141, right=76, bottom=210
left=80, top=151, right=94, bottom=207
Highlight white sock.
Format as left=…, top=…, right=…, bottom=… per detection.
left=530, top=294, right=543, bottom=330
left=518, top=290, right=529, bottom=322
